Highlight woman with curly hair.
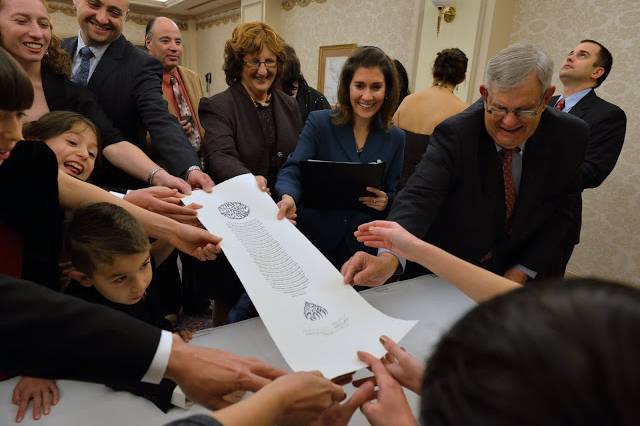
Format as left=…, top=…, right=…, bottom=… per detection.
left=199, top=21, right=302, bottom=193
left=393, top=48, right=468, bottom=190
left=198, top=22, right=303, bottom=322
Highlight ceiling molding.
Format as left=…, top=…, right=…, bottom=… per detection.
left=195, top=8, right=240, bottom=29
left=281, top=0, right=326, bottom=11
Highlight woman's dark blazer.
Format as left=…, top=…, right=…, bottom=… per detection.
left=199, top=83, right=303, bottom=185
left=275, top=109, right=405, bottom=260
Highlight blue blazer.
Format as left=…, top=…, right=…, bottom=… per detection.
left=276, top=109, right=405, bottom=264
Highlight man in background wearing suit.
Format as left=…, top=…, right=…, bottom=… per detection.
left=550, top=40, right=627, bottom=268
left=65, top=0, right=213, bottom=191
left=343, top=44, right=588, bottom=286
left=145, top=16, right=212, bottom=315
left=146, top=17, right=204, bottom=162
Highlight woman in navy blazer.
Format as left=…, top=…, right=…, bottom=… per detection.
left=276, top=46, right=405, bottom=269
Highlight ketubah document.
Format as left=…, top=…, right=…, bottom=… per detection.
left=184, top=174, right=417, bottom=378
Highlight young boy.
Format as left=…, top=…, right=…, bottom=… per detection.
left=63, top=202, right=190, bottom=411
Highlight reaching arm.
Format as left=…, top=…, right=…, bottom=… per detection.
left=356, top=220, right=520, bottom=302
left=57, top=170, right=220, bottom=261
left=102, top=142, right=191, bottom=193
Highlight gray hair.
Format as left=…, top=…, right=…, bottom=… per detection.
left=484, top=43, right=554, bottom=94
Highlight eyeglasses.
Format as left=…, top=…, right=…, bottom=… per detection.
left=244, top=59, right=278, bottom=70
left=484, top=99, right=543, bottom=120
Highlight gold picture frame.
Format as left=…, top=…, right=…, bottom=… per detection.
left=317, top=44, right=357, bottom=106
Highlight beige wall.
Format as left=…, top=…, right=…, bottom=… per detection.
left=195, top=15, right=240, bottom=96
left=276, top=0, right=423, bottom=92
left=414, top=0, right=485, bottom=103
left=509, top=0, right=640, bottom=285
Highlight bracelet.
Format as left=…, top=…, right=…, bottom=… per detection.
left=147, top=166, right=164, bottom=185
left=184, top=165, right=201, bottom=181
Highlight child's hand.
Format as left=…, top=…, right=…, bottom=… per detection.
left=175, top=329, right=193, bottom=343
left=12, top=377, right=59, bottom=422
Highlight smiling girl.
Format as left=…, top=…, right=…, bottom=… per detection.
left=23, top=111, right=100, bottom=182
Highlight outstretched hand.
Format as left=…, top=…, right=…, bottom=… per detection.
left=378, top=336, right=425, bottom=394
left=356, top=351, right=418, bottom=426
left=124, top=187, right=201, bottom=225
left=355, top=220, right=424, bottom=263
left=170, top=223, right=221, bottom=261
left=341, top=251, right=398, bottom=287
left=165, top=335, right=286, bottom=409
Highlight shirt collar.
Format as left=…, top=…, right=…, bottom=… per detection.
left=76, top=31, right=111, bottom=63
left=559, top=87, right=591, bottom=112
left=495, top=141, right=526, bottom=155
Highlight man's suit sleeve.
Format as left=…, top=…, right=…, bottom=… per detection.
left=64, top=79, right=126, bottom=147
left=387, top=122, right=457, bottom=238
left=581, top=105, right=626, bottom=189
left=0, top=275, right=161, bottom=384
left=134, top=57, right=199, bottom=177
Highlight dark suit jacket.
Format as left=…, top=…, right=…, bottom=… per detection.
left=1, top=275, right=160, bottom=384
left=0, top=142, right=61, bottom=289
left=550, top=90, right=626, bottom=246
left=41, top=65, right=124, bottom=148
left=550, top=89, right=626, bottom=189
left=275, top=109, right=405, bottom=265
left=62, top=35, right=199, bottom=188
left=389, top=100, right=588, bottom=278
left=199, top=83, right=302, bottom=185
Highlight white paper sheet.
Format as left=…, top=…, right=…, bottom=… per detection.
left=184, top=174, right=417, bottom=378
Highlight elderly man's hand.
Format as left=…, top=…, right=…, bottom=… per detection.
left=165, top=335, right=286, bottom=409
left=341, top=251, right=398, bottom=287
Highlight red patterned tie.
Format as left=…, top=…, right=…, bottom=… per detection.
left=555, top=97, right=565, bottom=111
left=502, top=148, right=516, bottom=226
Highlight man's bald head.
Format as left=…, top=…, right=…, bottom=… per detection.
left=146, top=17, right=182, bottom=72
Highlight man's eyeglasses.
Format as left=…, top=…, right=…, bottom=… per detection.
left=244, top=59, right=278, bottom=70
left=484, top=100, right=542, bottom=120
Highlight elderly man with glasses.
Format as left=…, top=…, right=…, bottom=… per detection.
left=342, top=43, right=588, bottom=287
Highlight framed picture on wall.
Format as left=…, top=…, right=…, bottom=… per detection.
left=317, top=44, right=357, bottom=106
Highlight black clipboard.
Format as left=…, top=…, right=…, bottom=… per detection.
left=300, top=159, right=385, bottom=209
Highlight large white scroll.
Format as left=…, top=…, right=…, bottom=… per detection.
left=184, top=174, right=417, bottom=378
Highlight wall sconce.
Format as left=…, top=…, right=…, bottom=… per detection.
left=432, top=0, right=456, bottom=36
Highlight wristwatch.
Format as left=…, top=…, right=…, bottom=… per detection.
left=184, top=165, right=201, bottom=180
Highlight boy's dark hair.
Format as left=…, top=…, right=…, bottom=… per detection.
left=23, top=111, right=102, bottom=154
left=65, top=203, right=150, bottom=276
left=0, top=47, right=34, bottom=111
left=421, top=278, right=640, bottom=426
left=332, top=45, right=399, bottom=132
left=580, top=39, right=612, bottom=88
left=432, top=48, right=468, bottom=86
